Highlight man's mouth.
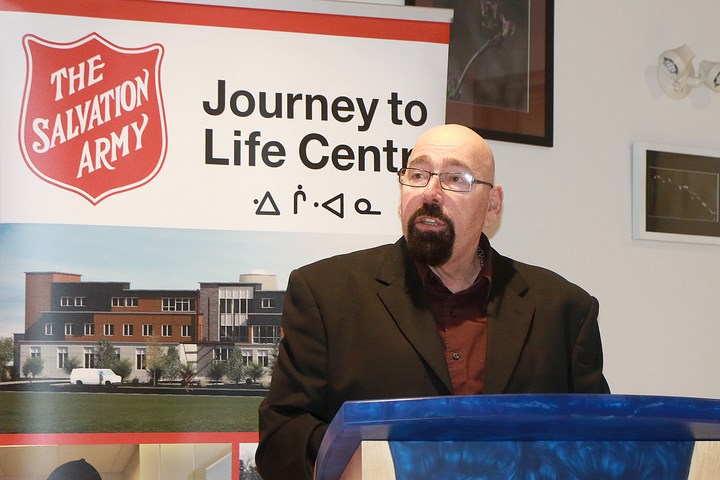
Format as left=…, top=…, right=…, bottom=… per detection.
left=416, top=216, right=446, bottom=228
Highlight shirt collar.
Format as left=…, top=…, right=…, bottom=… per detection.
left=415, top=233, right=493, bottom=293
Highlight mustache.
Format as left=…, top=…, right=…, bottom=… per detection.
left=410, top=202, right=451, bottom=224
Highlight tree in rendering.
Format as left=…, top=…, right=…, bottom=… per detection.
left=94, top=340, right=119, bottom=369
left=163, top=345, right=183, bottom=382
left=62, top=357, right=82, bottom=375
left=226, top=349, right=246, bottom=384
left=208, top=361, right=227, bottom=385
left=22, top=356, right=44, bottom=381
left=145, top=338, right=165, bottom=386
left=244, top=361, right=266, bottom=384
left=0, top=337, right=13, bottom=380
left=112, top=359, right=134, bottom=382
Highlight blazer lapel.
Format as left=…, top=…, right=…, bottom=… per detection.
left=484, top=251, right=534, bottom=394
left=375, top=240, right=453, bottom=394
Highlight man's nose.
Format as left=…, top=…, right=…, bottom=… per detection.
left=422, top=174, right=444, bottom=203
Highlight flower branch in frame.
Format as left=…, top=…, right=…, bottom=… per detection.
left=448, top=0, right=516, bottom=101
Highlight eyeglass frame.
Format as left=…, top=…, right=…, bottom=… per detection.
left=397, top=167, right=494, bottom=192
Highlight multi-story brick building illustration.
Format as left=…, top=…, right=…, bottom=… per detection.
left=15, top=271, right=283, bottom=382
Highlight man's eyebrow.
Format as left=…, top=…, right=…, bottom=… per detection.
left=443, top=158, right=467, bottom=169
left=407, top=155, right=430, bottom=167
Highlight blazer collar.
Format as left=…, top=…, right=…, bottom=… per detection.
left=484, top=251, right=534, bottom=394
left=375, top=238, right=453, bottom=394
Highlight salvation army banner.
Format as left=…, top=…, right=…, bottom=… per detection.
left=0, top=1, right=451, bottom=479
left=0, top=0, right=451, bottom=235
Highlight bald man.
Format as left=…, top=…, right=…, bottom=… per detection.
left=256, top=124, right=609, bottom=480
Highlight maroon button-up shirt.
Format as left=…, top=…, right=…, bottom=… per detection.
left=416, top=239, right=492, bottom=395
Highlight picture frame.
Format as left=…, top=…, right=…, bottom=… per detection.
left=407, top=0, right=554, bottom=146
left=632, top=142, right=720, bottom=245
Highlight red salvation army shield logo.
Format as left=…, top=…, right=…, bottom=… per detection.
left=19, top=33, right=166, bottom=205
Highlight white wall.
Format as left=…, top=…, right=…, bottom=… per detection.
left=488, top=0, right=720, bottom=398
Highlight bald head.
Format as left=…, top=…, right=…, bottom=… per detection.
left=410, top=124, right=495, bottom=184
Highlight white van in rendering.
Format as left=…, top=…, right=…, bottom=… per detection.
left=69, top=368, right=122, bottom=385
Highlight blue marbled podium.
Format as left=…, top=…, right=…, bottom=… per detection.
left=315, top=394, right=720, bottom=480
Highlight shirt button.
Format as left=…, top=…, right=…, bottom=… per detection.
left=452, top=353, right=461, bottom=361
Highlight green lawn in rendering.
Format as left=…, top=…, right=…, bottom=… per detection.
left=0, top=391, right=262, bottom=433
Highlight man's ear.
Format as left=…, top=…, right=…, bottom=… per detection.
left=484, top=185, right=504, bottom=228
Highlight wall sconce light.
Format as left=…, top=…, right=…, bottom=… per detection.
left=658, top=44, right=720, bottom=99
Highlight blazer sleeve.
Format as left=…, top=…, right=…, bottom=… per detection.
left=571, top=296, right=610, bottom=393
left=255, top=268, right=329, bottom=480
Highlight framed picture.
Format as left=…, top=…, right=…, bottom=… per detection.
left=407, top=0, right=554, bottom=146
left=632, top=143, right=720, bottom=245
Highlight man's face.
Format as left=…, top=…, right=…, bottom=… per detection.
left=399, top=126, right=499, bottom=266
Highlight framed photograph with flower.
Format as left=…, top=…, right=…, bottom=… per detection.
left=632, top=142, right=720, bottom=245
left=407, top=0, right=554, bottom=146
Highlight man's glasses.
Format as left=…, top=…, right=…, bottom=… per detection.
left=397, top=167, right=494, bottom=192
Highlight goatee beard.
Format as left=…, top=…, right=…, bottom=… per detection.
left=406, top=203, right=455, bottom=266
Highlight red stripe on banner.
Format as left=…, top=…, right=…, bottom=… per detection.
left=0, top=431, right=258, bottom=445
left=0, top=432, right=258, bottom=480
left=0, top=0, right=450, bottom=44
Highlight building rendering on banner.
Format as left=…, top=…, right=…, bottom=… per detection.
left=15, top=271, right=283, bottom=382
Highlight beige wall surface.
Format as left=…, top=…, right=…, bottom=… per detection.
left=484, top=0, right=719, bottom=398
